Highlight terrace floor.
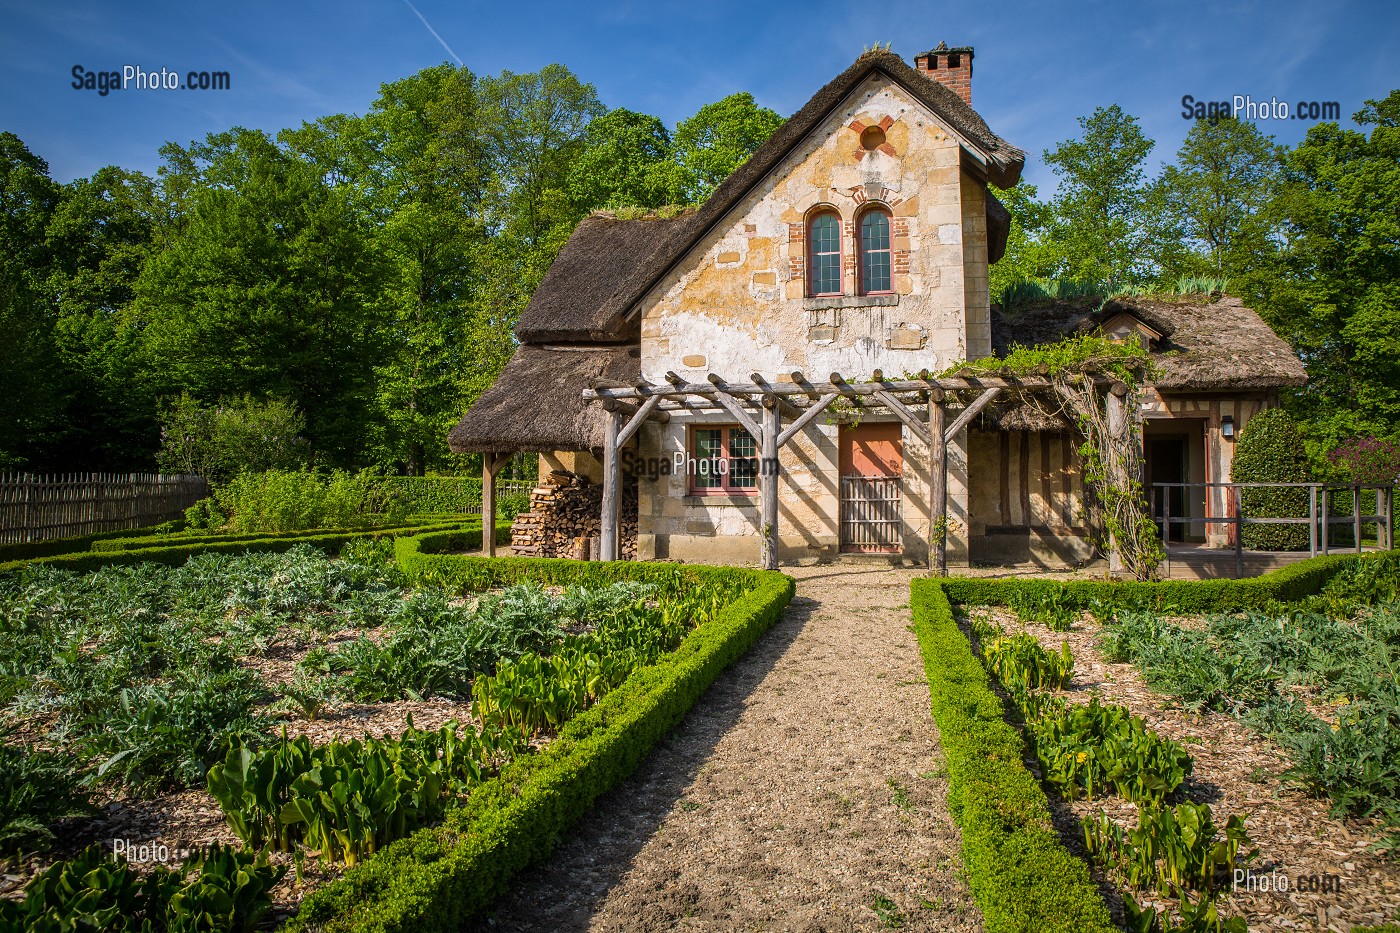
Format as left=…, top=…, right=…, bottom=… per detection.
left=468, top=566, right=982, bottom=932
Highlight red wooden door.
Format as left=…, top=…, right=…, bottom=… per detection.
left=839, top=423, right=903, bottom=552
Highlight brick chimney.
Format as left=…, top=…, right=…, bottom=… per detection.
left=914, top=42, right=974, bottom=105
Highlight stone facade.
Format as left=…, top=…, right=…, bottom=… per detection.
left=631, top=73, right=990, bottom=564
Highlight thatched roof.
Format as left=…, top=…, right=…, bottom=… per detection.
left=514, top=49, right=1024, bottom=345
left=447, top=345, right=640, bottom=454
left=993, top=295, right=1307, bottom=390
left=986, top=191, right=1010, bottom=264
left=978, top=295, right=1308, bottom=432
left=514, top=210, right=700, bottom=343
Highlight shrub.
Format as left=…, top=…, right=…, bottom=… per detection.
left=1329, top=436, right=1400, bottom=485
left=211, top=469, right=411, bottom=533
left=910, top=581, right=1117, bottom=933
left=1230, top=409, right=1312, bottom=550
left=157, top=392, right=310, bottom=480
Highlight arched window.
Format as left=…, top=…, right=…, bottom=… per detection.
left=807, top=210, right=842, bottom=296
left=858, top=208, right=892, bottom=295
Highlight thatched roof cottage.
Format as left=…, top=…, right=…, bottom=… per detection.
left=450, top=46, right=1304, bottom=568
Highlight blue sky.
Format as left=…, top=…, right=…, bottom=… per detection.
left=3, top=0, right=1397, bottom=193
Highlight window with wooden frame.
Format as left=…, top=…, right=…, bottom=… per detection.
left=807, top=210, right=843, bottom=296
left=688, top=425, right=759, bottom=495
left=857, top=206, right=893, bottom=295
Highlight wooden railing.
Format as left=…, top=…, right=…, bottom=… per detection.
left=1150, top=482, right=1395, bottom=578
left=0, top=473, right=210, bottom=544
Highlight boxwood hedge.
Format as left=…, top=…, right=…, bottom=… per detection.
left=918, top=548, right=1399, bottom=932
left=284, top=540, right=794, bottom=933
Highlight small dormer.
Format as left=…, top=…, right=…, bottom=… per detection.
left=1098, top=309, right=1164, bottom=350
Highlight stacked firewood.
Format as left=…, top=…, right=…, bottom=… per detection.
left=509, top=470, right=637, bottom=559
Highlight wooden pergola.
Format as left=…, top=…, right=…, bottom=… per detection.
left=519, top=368, right=1137, bottom=574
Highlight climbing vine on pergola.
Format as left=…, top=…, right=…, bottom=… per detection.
left=543, top=338, right=1162, bottom=579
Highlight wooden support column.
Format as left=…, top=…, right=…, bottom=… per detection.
left=481, top=452, right=512, bottom=557
left=761, top=400, right=781, bottom=570
left=1105, top=386, right=1127, bottom=576
left=1309, top=484, right=1318, bottom=558
left=929, top=389, right=948, bottom=575
left=1354, top=485, right=1363, bottom=555
left=600, top=410, right=622, bottom=561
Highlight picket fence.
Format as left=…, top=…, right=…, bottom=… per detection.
left=0, top=472, right=210, bottom=544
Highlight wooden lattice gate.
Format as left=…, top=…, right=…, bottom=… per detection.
left=839, top=475, right=903, bottom=552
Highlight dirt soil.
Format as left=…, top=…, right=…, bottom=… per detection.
left=973, top=606, right=1400, bottom=932
left=470, top=565, right=981, bottom=933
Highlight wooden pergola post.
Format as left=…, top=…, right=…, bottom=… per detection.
left=599, top=410, right=622, bottom=561
left=1105, top=385, right=1127, bottom=576
left=481, top=451, right=512, bottom=556
left=761, top=400, right=781, bottom=570
left=928, top=389, right=947, bottom=575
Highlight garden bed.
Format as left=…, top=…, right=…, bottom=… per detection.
left=1, top=531, right=792, bottom=931
left=968, top=602, right=1399, bottom=930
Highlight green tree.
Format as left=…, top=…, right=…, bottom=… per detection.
left=673, top=92, right=784, bottom=202
left=1161, top=118, right=1283, bottom=282
left=0, top=133, right=63, bottom=467
left=1042, top=106, right=1169, bottom=288
left=135, top=128, right=386, bottom=467
left=987, top=181, right=1059, bottom=302
left=156, top=392, right=309, bottom=478
left=1254, top=91, right=1400, bottom=454
left=566, top=108, right=684, bottom=213
left=43, top=166, right=164, bottom=468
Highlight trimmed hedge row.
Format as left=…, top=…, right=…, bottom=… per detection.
left=941, top=549, right=1400, bottom=614
left=0, top=521, right=507, bottom=576
left=922, top=548, right=1400, bottom=931
left=911, top=579, right=1117, bottom=933
left=0, top=523, right=182, bottom=563
left=87, top=519, right=463, bottom=554
left=286, top=546, right=794, bottom=932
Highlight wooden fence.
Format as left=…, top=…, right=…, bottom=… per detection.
left=0, top=473, right=211, bottom=544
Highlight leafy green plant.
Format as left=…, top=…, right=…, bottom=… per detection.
left=207, top=720, right=524, bottom=866
left=82, top=671, right=267, bottom=792
left=983, top=633, right=1074, bottom=692
left=1082, top=801, right=1256, bottom=897
left=1029, top=696, right=1193, bottom=804
left=1009, top=588, right=1078, bottom=631
left=0, top=739, right=91, bottom=852
left=1123, top=892, right=1247, bottom=933
left=0, top=842, right=284, bottom=933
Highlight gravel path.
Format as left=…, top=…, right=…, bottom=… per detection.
left=471, top=565, right=982, bottom=932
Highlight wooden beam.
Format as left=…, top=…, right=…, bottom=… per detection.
left=776, top=393, right=839, bottom=447
left=617, top=394, right=664, bottom=446
left=583, top=374, right=1093, bottom=402
left=480, top=452, right=512, bottom=557
left=710, top=391, right=763, bottom=439
left=943, top=387, right=1003, bottom=442
left=930, top=397, right=948, bottom=575
left=600, top=411, right=621, bottom=561
left=872, top=389, right=932, bottom=445
left=761, top=402, right=780, bottom=570
left=750, top=374, right=802, bottom=417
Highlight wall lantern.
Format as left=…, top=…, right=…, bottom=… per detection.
left=1221, top=415, right=1235, bottom=440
